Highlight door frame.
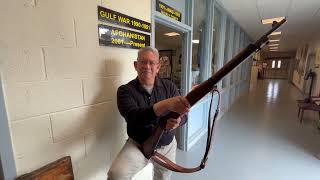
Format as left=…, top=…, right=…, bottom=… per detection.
left=151, top=0, right=216, bottom=151
left=0, top=75, right=17, bottom=180
left=151, top=0, right=193, bottom=151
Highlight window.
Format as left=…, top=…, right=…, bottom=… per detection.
left=277, top=60, right=281, bottom=68
left=212, top=7, right=222, bottom=75
left=222, top=18, right=231, bottom=88
left=191, top=0, right=206, bottom=87
left=272, top=60, right=275, bottom=68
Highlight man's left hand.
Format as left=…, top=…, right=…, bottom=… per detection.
left=165, top=117, right=182, bottom=130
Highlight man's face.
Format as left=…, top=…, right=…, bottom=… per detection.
left=134, top=51, right=160, bottom=85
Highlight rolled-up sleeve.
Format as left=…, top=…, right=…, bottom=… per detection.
left=117, top=85, right=158, bottom=127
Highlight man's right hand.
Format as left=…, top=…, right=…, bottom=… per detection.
left=166, top=96, right=190, bottom=114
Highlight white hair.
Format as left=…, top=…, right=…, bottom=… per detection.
left=137, top=46, right=159, bottom=60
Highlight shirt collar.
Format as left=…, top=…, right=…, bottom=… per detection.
left=154, top=76, right=164, bottom=88
left=134, top=76, right=164, bottom=92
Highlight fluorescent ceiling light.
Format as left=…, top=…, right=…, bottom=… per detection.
left=270, top=31, right=281, bottom=36
left=269, top=39, right=280, bottom=42
left=164, top=32, right=180, bottom=36
left=262, top=17, right=286, bottom=25
left=270, top=50, right=278, bottom=51
left=269, top=44, right=279, bottom=47
left=192, top=40, right=199, bottom=44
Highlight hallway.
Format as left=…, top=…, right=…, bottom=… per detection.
left=173, top=80, right=320, bottom=180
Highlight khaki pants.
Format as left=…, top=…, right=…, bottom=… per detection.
left=107, top=138, right=177, bottom=180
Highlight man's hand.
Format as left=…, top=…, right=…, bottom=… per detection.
left=165, top=117, right=182, bottom=130
left=167, top=96, right=190, bottom=114
left=153, top=96, right=190, bottom=116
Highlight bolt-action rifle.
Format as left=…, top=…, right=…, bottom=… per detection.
left=140, top=19, right=286, bottom=173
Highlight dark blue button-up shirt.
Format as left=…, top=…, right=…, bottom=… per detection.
left=117, top=77, right=185, bottom=147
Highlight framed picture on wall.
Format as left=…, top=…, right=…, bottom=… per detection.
left=298, top=44, right=309, bottom=75
left=158, top=50, right=173, bottom=79
left=315, top=48, right=320, bottom=65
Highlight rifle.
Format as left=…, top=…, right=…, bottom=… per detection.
left=140, top=19, right=286, bottom=172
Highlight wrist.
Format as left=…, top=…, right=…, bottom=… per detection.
left=153, top=99, right=169, bottom=116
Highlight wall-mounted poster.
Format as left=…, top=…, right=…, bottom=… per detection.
left=158, top=50, right=173, bottom=79
left=97, top=6, right=151, bottom=50
left=295, top=46, right=302, bottom=59
left=315, top=48, right=320, bottom=65
left=98, top=24, right=150, bottom=49
left=297, top=44, right=309, bottom=75
left=98, top=6, right=151, bottom=33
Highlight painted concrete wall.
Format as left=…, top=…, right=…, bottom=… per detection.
left=0, top=0, right=151, bottom=179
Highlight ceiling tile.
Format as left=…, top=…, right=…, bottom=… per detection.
left=257, top=0, right=292, bottom=19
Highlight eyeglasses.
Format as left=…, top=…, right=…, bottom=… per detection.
left=137, top=60, right=159, bottom=66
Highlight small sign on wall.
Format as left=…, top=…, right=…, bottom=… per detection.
left=156, top=0, right=182, bottom=22
left=98, top=6, right=151, bottom=33
left=98, top=24, right=150, bottom=49
left=315, top=48, right=320, bottom=65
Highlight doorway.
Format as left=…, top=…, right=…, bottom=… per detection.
left=155, top=22, right=183, bottom=92
left=154, top=22, right=188, bottom=150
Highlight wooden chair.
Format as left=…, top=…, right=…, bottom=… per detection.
left=297, top=97, right=320, bottom=124
left=16, top=156, right=74, bottom=180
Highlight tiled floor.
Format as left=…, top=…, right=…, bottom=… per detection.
left=172, top=80, right=320, bottom=180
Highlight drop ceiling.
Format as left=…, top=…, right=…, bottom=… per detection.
left=217, top=0, right=320, bottom=52
left=155, top=22, right=182, bottom=50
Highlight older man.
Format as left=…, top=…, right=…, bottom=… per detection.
left=107, top=46, right=190, bottom=180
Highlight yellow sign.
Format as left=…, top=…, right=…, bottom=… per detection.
left=156, top=1, right=182, bottom=22
left=98, top=6, right=151, bottom=33
left=99, top=24, right=150, bottom=49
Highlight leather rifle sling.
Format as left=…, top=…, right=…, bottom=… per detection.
left=151, top=89, right=220, bottom=173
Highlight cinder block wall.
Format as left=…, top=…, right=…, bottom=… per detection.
left=0, top=0, right=150, bottom=179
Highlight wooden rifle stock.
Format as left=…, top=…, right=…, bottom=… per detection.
left=141, top=19, right=286, bottom=159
